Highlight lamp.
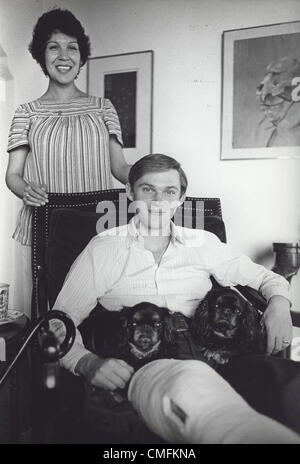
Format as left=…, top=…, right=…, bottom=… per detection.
left=272, top=242, right=300, bottom=283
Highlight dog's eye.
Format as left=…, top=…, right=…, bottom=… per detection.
left=154, top=322, right=162, bottom=328
left=130, top=322, right=137, bottom=327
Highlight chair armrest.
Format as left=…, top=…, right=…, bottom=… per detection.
left=235, top=288, right=300, bottom=327
left=236, top=288, right=300, bottom=328
left=291, top=310, right=300, bottom=328
left=235, top=285, right=267, bottom=312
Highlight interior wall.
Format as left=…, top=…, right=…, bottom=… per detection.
left=0, top=0, right=300, bottom=308
left=0, top=45, right=15, bottom=289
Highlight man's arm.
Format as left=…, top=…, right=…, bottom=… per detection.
left=261, top=295, right=293, bottom=355
left=51, top=241, right=100, bottom=373
left=52, top=238, right=134, bottom=388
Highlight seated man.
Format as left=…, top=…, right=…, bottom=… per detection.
left=52, top=153, right=298, bottom=443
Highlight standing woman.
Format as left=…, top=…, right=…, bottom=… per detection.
left=5, top=8, right=130, bottom=317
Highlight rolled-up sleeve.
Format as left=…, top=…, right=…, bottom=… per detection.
left=7, top=105, right=30, bottom=152
left=102, top=98, right=124, bottom=147
left=206, top=237, right=290, bottom=303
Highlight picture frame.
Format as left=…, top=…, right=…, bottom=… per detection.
left=87, top=50, right=153, bottom=165
left=221, top=21, right=300, bottom=160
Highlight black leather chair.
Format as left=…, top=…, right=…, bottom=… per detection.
left=31, top=189, right=300, bottom=442
left=31, top=189, right=230, bottom=318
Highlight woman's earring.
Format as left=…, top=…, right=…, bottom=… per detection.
left=75, top=68, right=81, bottom=80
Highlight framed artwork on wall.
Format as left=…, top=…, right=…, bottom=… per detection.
left=87, top=50, right=153, bottom=164
left=221, top=21, right=300, bottom=160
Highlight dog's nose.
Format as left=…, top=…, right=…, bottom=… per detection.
left=140, top=324, right=153, bottom=333
left=223, top=307, right=233, bottom=315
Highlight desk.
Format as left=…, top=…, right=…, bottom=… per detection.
left=0, top=314, right=31, bottom=443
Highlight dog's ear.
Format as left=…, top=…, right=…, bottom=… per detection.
left=159, top=306, right=170, bottom=320
left=191, top=298, right=213, bottom=344
left=238, top=302, right=263, bottom=351
left=206, top=288, right=222, bottom=305
left=120, top=305, right=131, bottom=318
left=257, top=318, right=267, bottom=353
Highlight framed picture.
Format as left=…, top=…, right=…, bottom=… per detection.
left=221, top=21, right=300, bottom=160
left=87, top=50, right=153, bottom=164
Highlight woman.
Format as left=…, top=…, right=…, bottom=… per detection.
left=5, top=8, right=130, bottom=316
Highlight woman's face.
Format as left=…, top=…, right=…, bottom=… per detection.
left=44, top=31, right=81, bottom=85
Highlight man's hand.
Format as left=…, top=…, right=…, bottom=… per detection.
left=75, top=352, right=135, bottom=390
left=261, top=295, right=293, bottom=355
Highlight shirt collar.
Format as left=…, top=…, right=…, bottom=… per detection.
left=126, top=217, right=186, bottom=248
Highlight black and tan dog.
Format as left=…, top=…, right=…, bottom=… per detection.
left=80, top=301, right=176, bottom=370
left=190, top=288, right=266, bottom=367
left=80, top=302, right=176, bottom=440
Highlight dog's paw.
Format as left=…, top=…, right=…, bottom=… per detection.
left=110, top=391, right=127, bottom=404
left=204, top=349, right=231, bottom=365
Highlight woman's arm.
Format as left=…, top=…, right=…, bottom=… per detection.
left=109, top=135, right=131, bottom=185
left=6, top=146, right=29, bottom=199
left=6, top=147, right=48, bottom=206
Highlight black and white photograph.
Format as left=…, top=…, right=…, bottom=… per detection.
left=0, top=0, right=300, bottom=451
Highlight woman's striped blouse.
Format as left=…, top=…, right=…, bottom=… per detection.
left=7, top=96, right=123, bottom=246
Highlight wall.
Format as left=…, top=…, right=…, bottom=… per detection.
left=0, top=44, right=15, bottom=289
left=0, top=0, right=300, bottom=308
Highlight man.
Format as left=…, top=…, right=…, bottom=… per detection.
left=53, top=153, right=292, bottom=392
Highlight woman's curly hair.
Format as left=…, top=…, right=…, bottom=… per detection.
left=28, top=8, right=91, bottom=75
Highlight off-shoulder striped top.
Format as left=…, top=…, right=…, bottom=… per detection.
left=7, top=96, right=123, bottom=246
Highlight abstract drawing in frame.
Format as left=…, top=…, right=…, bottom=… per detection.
left=221, top=21, right=300, bottom=160
left=88, top=50, right=153, bottom=164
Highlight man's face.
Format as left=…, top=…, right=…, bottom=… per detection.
left=257, top=93, right=292, bottom=124
left=126, top=169, right=184, bottom=234
left=256, top=62, right=294, bottom=124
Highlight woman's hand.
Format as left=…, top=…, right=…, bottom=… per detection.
left=6, top=147, right=48, bottom=206
left=23, top=182, right=49, bottom=207
left=261, top=295, right=293, bottom=354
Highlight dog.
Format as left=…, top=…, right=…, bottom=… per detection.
left=80, top=302, right=175, bottom=439
left=80, top=301, right=176, bottom=370
left=190, top=288, right=266, bottom=368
